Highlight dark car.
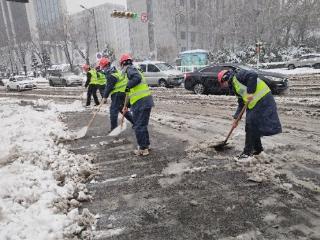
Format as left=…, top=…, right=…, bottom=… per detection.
left=184, top=64, right=289, bottom=95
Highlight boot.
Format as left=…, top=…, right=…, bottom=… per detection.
left=133, top=148, right=150, bottom=156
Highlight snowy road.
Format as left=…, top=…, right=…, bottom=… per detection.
left=0, top=73, right=320, bottom=239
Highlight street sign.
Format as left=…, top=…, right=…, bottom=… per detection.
left=96, top=52, right=102, bottom=60
left=141, top=12, right=148, bottom=23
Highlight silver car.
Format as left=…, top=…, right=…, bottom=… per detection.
left=286, top=54, right=320, bottom=69
left=135, top=61, right=184, bottom=87
left=47, top=70, right=83, bottom=87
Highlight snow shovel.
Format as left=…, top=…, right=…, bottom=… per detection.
left=108, top=94, right=129, bottom=137
left=73, top=101, right=104, bottom=139
left=213, top=103, right=248, bottom=151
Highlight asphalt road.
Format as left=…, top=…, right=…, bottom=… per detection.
left=1, top=74, right=320, bottom=240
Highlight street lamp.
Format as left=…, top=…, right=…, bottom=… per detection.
left=80, top=4, right=99, bottom=52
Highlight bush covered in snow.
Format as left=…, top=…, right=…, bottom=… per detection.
left=209, top=45, right=318, bottom=64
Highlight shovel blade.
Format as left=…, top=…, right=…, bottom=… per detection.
left=213, top=141, right=229, bottom=151
left=72, top=126, right=88, bottom=140
left=108, top=120, right=127, bottom=137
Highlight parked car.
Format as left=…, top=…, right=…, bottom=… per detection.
left=47, top=70, right=83, bottom=87
left=184, top=64, right=289, bottom=95
left=6, top=75, right=36, bottom=91
left=286, top=54, right=320, bottom=69
left=135, top=61, right=184, bottom=87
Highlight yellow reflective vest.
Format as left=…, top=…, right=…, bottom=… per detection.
left=232, top=76, right=271, bottom=109
left=126, top=70, right=151, bottom=105
left=88, top=69, right=99, bottom=85
left=110, top=70, right=128, bottom=95
left=96, top=71, right=106, bottom=85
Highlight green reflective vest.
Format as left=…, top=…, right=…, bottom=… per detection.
left=89, top=69, right=99, bottom=85
left=232, top=76, right=271, bottom=109
left=127, top=70, right=151, bottom=105
left=97, top=72, right=106, bottom=85
left=110, top=70, right=128, bottom=95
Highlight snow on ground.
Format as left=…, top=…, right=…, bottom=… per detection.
left=264, top=67, right=320, bottom=75
left=0, top=98, right=94, bottom=239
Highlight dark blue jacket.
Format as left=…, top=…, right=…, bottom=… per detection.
left=102, top=66, right=118, bottom=99
left=230, top=69, right=282, bottom=136
left=126, top=65, right=154, bottom=111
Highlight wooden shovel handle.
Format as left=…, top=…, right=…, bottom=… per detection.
left=86, top=102, right=103, bottom=130
left=224, top=103, right=248, bottom=143
left=120, top=94, right=129, bottom=128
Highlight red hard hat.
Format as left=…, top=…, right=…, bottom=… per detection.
left=119, top=53, right=132, bottom=65
left=99, top=57, right=110, bottom=68
left=82, top=64, right=90, bottom=72
left=217, top=70, right=229, bottom=83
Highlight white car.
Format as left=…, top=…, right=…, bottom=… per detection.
left=6, top=76, right=36, bottom=92
left=135, top=61, right=184, bottom=87
left=286, top=54, right=320, bottom=69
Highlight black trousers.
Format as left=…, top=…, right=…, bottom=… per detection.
left=243, top=125, right=263, bottom=155
left=110, top=93, right=134, bottom=130
left=86, top=85, right=100, bottom=106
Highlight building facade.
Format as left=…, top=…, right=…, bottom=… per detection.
left=70, top=2, right=131, bottom=66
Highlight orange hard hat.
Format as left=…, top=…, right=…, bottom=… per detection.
left=119, top=53, right=132, bottom=66
left=217, top=70, right=229, bottom=83
left=99, top=57, right=110, bottom=68
left=82, top=64, right=90, bottom=72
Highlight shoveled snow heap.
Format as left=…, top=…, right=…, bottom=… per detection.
left=0, top=98, right=95, bottom=239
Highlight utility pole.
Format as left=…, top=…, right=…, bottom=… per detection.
left=80, top=5, right=99, bottom=52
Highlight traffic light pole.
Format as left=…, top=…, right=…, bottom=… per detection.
left=92, top=9, right=99, bottom=52
left=80, top=5, right=99, bottom=52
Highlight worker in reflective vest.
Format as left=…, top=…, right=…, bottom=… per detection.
left=99, top=57, right=134, bottom=132
left=218, top=69, right=282, bottom=162
left=95, top=65, right=106, bottom=98
left=120, top=53, right=154, bottom=156
left=82, top=64, right=100, bottom=106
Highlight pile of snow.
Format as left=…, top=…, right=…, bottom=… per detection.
left=33, top=99, right=85, bottom=113
left=0, top=98, right=95, bottom=239
left=264, top=67, right=320, bottom=75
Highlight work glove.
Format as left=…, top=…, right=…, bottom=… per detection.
left=247, top=94, right=254, bottom=102
left=125, top=87, right=130, bottom=93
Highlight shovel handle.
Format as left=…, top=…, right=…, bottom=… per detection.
left=86, top=102, right=103, bottom=130
left=224, top=103, right=248, bottom=143
left=120, top=94, right=129, bottom=128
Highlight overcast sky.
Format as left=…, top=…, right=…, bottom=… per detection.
left=66, top=0, right=126, bottom=14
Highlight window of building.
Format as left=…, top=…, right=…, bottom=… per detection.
left=180, top=0, right=184, bottom=6
left=181, top=31, right=186, bottom=40
left=191, top=16, right=196, bottom=25
left=190, top=0, right=196, bottom=9
left=179, top=14, right=185, bottom=24
left=191, top=32, right=196, bottom=42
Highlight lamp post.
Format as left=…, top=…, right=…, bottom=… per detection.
left=80, top=4, right=99, bottom=52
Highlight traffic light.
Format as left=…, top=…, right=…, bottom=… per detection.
left=111, top=10, right=138, bottom=19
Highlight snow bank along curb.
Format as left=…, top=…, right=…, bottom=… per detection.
left=0, top=98, right=96, bottom=239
